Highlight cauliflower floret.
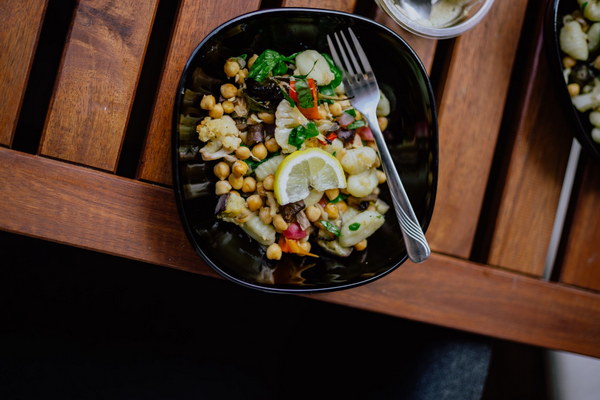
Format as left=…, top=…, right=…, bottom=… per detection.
left=196, top=115, right=241, bottom=160
left=294, top=50, right=335, bottom=86
left=197, top=115, right=239, bottom=142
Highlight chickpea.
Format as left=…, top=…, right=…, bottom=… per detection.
left=224, top=59, right=240, bottom=77
left=235, top=146, right=251, bottom=160
left=242, top=176, right=257, bottom=193
left=273, top=214, right=288, bottom=232
left=376, top=170, right=387, bottom=184
left=378, top=116, right=388, bottom=131
left=305, top=205, right=321, bottom=222
left=336, top=200, right=348, bottom=214
left=252, top=143, right=268, bottom=160
left=264, top=137, right=279, bottom=153
left=232, top=160, right=248, bottom=176
left=325, top=188, right=339, bottom=201
left=259, top=207, right=273, bottom=224
left=215, top=180, right=232, bottom=195
left=354, top=239, right=368, bottom=251
left=593, top=55, right=600, bottom=70
left=213, top=161, right=230, bottom=180
left=228, top=173, right=243, bottom=190
left=246, top=194, right=263, bottom=211
left=209, top=103, right=224, bottom=119
left=257, top=112, right=275, bottom=124
left=220, top=83, right=238, bottom=99
left=266, top=243, right=282, bottom=260
left=262, top=174, right=274, bottom=191
left=235, top=68, right=248, bottom=84
left=256, top=181, right=266, bottom=196
left=248, top=54, right=259, bottom=68
left=324, top=203, right=339, bottom=220
left=200, top=94, right=216, bottom=110
left=563, top=56, right=577, bottom=69
left=298, top=241, right=311, bottom=253
left=329, top=102, right=343, bottom=116
left=222, top=100, right=235, bottom=114
left=568, top=83, right=580, bottom=97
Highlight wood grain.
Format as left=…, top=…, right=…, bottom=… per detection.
left=0, top=0, right=47, bottom=146
left=281, top=0, right=356, bottom=12
left=560, top=160, right=600, bottom=291
left=425, top=0, right=529, bottom=258
left=313, top=254, right=600, bottom=358
left=487, top=30, right=572, bottom=276
left=2, top=147, right=600, bottom=357
left=373, top=6, right=437, bottom=74
left=39, top=0, right=158, bottom=171
left=0, top=148, right=211, bottom=275
left=136, top=0, right=261, bottom=186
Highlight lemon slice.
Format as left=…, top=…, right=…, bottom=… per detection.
left=274, top=148, right=346, bottom=205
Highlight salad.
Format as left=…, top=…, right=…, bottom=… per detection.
left=559, top=0, right=600, bottom=144
left=194, top=48, right=392, bottom=260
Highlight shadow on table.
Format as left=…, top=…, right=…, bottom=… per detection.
left=0, top=231, right=546, bottom=399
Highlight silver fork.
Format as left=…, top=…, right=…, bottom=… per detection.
left=327, top=28, right=430, bottom=263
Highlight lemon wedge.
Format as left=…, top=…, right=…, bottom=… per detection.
left=274, top=148, right=346, bottom=205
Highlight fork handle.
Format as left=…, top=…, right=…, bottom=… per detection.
left=367, top=112, right=431, bottom=263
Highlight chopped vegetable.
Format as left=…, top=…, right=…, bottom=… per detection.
left=290, top=78, right=321, bottom=119
left=288, top=122, right=320, bottom=149
left=320, top=220, right=341, bottom=237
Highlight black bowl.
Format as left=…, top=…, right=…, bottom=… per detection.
left=546, top=0, right=600, bottom=160
left=172, top=8, right=438, bottom=293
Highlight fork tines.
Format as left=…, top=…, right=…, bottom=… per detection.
left=326, top=28, right=372, bottom=77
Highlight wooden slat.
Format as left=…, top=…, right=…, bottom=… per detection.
left=137, top=0, right=261, bottom=186
left=0, top=0, right=47, bottom=146
left=282, top=0, right=356, bottom=12
left=2, top=146, right=600, bottom=357
left=0, top=148, right=211, bottom=275
left=487, top=27, right=572, bottom=275
left=373, top=7, right=437, bottom=74
left=560, top=161, right=600, bottom=291
left=425, top=0, right=529, bottom=258
left=39, top=0, right=159, bottom=172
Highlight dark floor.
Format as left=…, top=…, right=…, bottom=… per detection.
left=0, top=231, right=548, bottom=399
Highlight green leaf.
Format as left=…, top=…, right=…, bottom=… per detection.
left=320, top=220, right=341, bottom=237
left=288, top=122, right=319, bottom=149
left=248, top=50, right=286, bottom=82
left=348, top=223, right=361, bottom=231
left=347, top=120, right=366, bottom=130
left=294, top=79, right=315, bottom=109
left=344, top=108, right=357, bottom=117
left=317, top=53, right=343, bottom=104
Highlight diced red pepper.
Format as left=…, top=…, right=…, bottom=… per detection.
left=326, top=132, right=337, bottom=141
left=289, top=79, right=321, bottom=120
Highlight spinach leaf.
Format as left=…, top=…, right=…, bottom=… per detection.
left=294, top=79, right=315, bottom=109
left=288, top=122, right=319, bottom=149
left=248, top=50, right=299, bottom=82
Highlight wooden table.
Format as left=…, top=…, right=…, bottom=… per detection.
left=2, top=0, right=599, bottom=357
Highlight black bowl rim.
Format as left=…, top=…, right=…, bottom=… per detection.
left=545, top=0, right=600, bottom=160
left=171, top=7, right=439, bottom=294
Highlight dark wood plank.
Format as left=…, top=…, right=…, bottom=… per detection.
left=560, top=161, right=600, bottom=291
left=487, top=37, right=573, bottom=276
left=137, top=0, right=261, bottom=186
left=373, top=6, right=437, bottom=74
left=282, top=0, right=356, bottom=12
left=0, top=0, right=47, bottom=146
left=39, top=0, right=159, bottom=172
left=425, top=0, right=529, bottom=257
left=1, top=147, right=600, bottom=357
